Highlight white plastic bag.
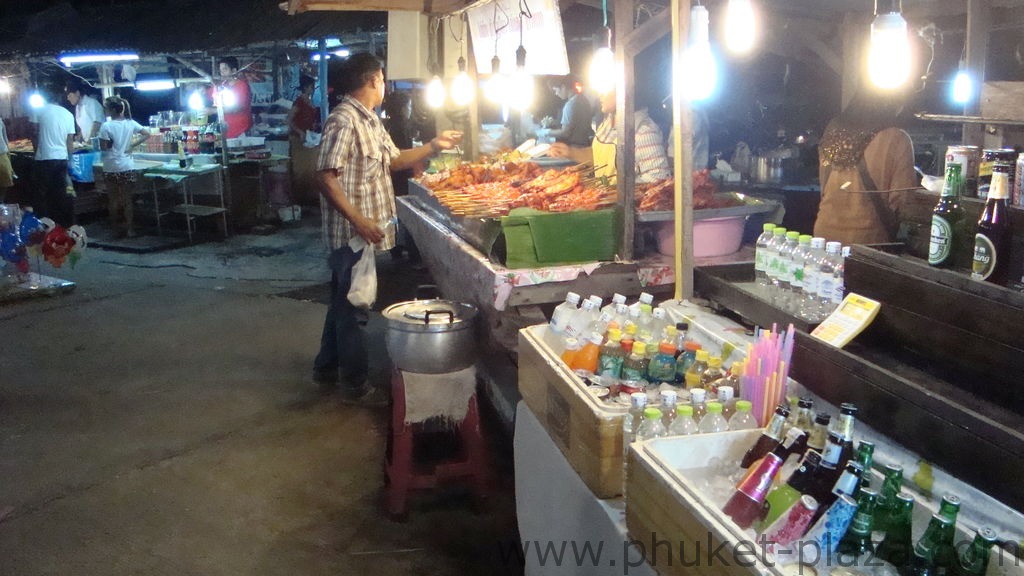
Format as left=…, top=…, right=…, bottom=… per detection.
left=347, top=237, right=377, bottom=309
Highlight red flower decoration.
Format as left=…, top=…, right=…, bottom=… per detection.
left=42, top=226, right=76, bottom=268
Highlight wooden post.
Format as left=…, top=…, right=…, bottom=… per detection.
left=963, top=0, right=990, bottom=147
left=318, top=38, right=329, bottom=127
left=614, top=0, right=636, bottom=261
left=463, top=19, right=480, bottom=160
left=671, top=0, right=693, bottom=301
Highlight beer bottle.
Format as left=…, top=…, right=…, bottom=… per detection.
left=722, top=427, right=804, bottom=529
left=938, top=493, right=962, bottom=524
left=835, top=403, right=859, bottom=470
left=757, top=449, right=823, bottom=531
left=874, top=464, right=905, bottom=533
left=805, top=412, right=831, bottom=454
left=972, top=163, right=1012, bottom=284
left=739, top=404, right=790, bottom=468
left=809, top=454, right=862, bottom=524
left=856, top=441, right=875, bottom=489
left=930, top=163, right=965, bottom=268
left=876, top=492, right=916, bottom=569
left=838, top=487, right=880, bottom=559
left=954, top=527, right=1000, bottom=576
left=908, top=514, right=955, bottom=576
left=936, top=494, right=963, bottom=576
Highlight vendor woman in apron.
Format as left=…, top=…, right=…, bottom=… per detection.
left=549, top=89, right=671, bottom=184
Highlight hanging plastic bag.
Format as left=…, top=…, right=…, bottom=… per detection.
left=347, top=236, right=377, bottom=309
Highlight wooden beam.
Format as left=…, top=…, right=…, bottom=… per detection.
left=671, top=0, right=693, bottom=301
left=624, top=9, right=670, bottom=57
left=614, top=0, right=636, bottom=261
left=963, top=0, right=991, bottom=148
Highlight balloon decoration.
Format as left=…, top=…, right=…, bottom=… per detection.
left=0, top=208, right=88, bottom=279
left=1, top=230, right=28, bottom=273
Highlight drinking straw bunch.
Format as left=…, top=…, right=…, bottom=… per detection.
left=738, top=324, right=796, bottom=425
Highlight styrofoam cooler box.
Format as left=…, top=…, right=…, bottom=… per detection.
left=626, top=432, right=1024, bottom=576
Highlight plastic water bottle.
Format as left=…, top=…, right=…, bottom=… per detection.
left=660, top=389, right=678, bottom=430
left=624, top=392, right=648, bottom=446
left=800, top=237, right=826, bottom=320
left=636, top=407, right=668, bottom=441
left=564, top=298, right=597, bottom=339
left=832, top=246, right=851, bottom=307
left=549, top=292, right=581, bottom=335
left=587, top=295, right=604, bottom=312
left=766, top=227, right=788, bottom=298
left=668, top=404, right=699, bottom=436
left=817, top=242, right=842, bottom=318
left=775, top=231, right=800, bottom=307
left=601, top=293, right=627, bottom=317
left=698, top=402, right=730, bottom=433
left=650, top=307, right=669, bottom=342
left=754, top=223, right=777, bottom=287
left=728, top=400, right=760, bottom=430
left=789, top=235, right=812, bottom=314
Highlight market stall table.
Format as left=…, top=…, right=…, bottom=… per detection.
left=143, top=162, right=228, bottom=242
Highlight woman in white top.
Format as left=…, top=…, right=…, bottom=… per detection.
left=98, top=97, right=150, bottom=238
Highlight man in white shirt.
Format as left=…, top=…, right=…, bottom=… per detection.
left=66, top=82, right=104, bottom=143
left=0, top=118, right=13, bottom=202
left=31, top=84, right=76, bottom=225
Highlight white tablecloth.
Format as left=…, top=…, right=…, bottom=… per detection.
left=515, top=401, right=656, bottom=576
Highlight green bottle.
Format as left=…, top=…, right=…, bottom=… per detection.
left=936, top=494, right=962, bottom=576
left=838, top=488, right=879, bottom=558
left=954, top=527, right=1000, bottom=576
left=939, top=493, right=962, bottom=523
left=875, top=492, right=915, bottom=569
left=908, top=514, right=955, bottom=576
left=757, top=450, right=822, bottom=531
left=856, top=441, right=875, bottom=489
left=874, top=463, right=904, bottom=533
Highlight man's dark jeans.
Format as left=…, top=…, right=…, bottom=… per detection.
left=313, top=246, right=369, bottom=389
left=33, top=159, right=73, bottom=227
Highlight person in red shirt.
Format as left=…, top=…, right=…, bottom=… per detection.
left=213, top=57, right=252, bottom=139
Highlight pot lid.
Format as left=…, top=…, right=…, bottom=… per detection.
left=383, top=299, right=478, bottom=326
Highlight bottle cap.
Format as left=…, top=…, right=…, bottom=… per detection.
left=811, top=237, right=826, bottom=249
left=589, top=333, right=604, bottom=345
left=840, top=403, right=858, bottom=416
left=799, top=234, right=813, bottom=243
left=717, top=385, right=734, bottom=401
left=643, top=407, right=663, bottom=420
left=814, top=412, right=831, bottom=426
left=630, top=392, right=648, bottom=407
left=588, top=295, right=603, bottom=308
left=660, top=389, right=678, bottom=404
left=842, top=246, right=851, bottom=258
left=639, top=292, right=655, bottom=305
left=798, top=397, right=814, bottom=409
left=612, top=293, right=627, bottom=305
left=564, top=337, right=580, bottom=350
left=774, top=227, right=788, bottom=236
left=676, top=322, right=689, bottom=331
left=706, top=401, right=723, bottom=414
left=607, top=328, right=622, bottom=341
left=676, top=404, right=694, bottom=416
left=659, top=342, right=676, bottom=355
left=566, top=291, right=581, bottom=304
left=775, top=404, right=791, bottom=418
left=652, top=307, right=665, bottom=319
left=695, top=350, right=710, bottom=362
left=762, top=223, right=776, bottom=231
left=691, top=388, right=706, bottom=402
left=684, top=341, right=702, bottom=351
left=826, top=241, right=842, bottom=253
left=581, top=299, right=596, bottom=311
left=628, top=306, right=641, bottom=318
left=709, top=356, right=722, bottom=368
left=786, top=231, right=800, bottom=239
left=632, top=341, right=647, bottom=356
left=827, top=431, right=844, bottom=444
left=736, top=400, right=752, bottom=412
left=884, top=463, right=903, bottom=476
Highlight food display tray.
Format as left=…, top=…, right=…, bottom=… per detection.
left=636, top=193, right=779, bottom=223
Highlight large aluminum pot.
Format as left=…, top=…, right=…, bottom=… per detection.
left=382, top=297, right=478, bottom=374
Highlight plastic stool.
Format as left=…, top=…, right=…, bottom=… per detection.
left=384, top=369, right=489, bottom=519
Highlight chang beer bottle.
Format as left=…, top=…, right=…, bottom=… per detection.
left=855, top=441, right=875, bottom=489
left=908, top=514, right=956, bottom=576
left=876, top=492, right=916, bottom=569
left=935, top=494, right=963, bottom=576
left=972, top=163, right=1012, bottom=284
left=837, top=487, right=880, bottom=559
left=874, top=464, right=904, bottom=533
left=930, top=163, right=965, bottom=268
left=835, top=403, right=858, bottom=470
left=954, top=527, right=1000, bottom=576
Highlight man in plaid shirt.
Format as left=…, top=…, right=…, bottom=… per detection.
left=313, top=53, right=462, bottom=400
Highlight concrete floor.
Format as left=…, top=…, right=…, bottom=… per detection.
left=0, top=215, right=522, bottom=575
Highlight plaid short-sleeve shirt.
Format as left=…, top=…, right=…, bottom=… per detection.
left=317, top=95, right=401, bottom=251
left=594, top=109, right=671, bottom=183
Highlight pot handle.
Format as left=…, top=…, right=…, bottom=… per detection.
left=414, top=284, right=440, bottom=300
left=423, top=309, right=455, bottom=325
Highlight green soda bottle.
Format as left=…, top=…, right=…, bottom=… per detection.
left=908, top=514, right=955, bottom=576
left=875, top=492, right=916, bottom=570
left=837, top=488, right=879, bottom=559
left=954, top=527, right=1000, bottom=576
left=874, top=463, right=904, bottom=534
left=856, top=441, right=875, bottom=489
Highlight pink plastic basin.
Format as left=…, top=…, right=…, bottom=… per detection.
left=656, top=216, right=746, bottom=258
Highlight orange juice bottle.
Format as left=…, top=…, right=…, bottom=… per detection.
left=561, top=337, right=582, bottom=367
left=571, top=333, right=604, bottom=375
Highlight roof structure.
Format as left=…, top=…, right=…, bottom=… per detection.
left=0, top=0, right=385, bottom=58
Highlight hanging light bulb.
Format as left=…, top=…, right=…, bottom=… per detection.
left=679, top=5, right=718, bottom=101
left=0, top=78, right=11, bottom=94
left=451, top=56, right=474, bottom=107
left=28, top=91, right=44, bottom=108
left=589, top=45, right=615, bottom=96
left=509, top=45, right=534, bottom=111
left=425, top=75, right=446, bottom=109
left=868, top=0, right=911, bottom=90
left=951, top=64, right=973, bottom=105
left=484, top=56, right=509, bottom=104
left=188, top=90, right=205, bottom=111
left=724, top=0, right=757, bottom=55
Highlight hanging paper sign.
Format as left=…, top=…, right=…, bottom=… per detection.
left=467, top=0, right=570, bottom=76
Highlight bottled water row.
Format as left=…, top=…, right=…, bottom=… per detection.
left=753, top=224, right=851, bottom=322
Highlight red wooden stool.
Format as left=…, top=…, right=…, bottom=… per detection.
left=384, top=369, right=489, bottom=519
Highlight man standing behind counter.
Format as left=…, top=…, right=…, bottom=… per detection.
left=31, top=84, right=76, bottom=226
left=66, top=82, right=104, bottom=143
left=214, top=57, right=252, bottom=139
left=312, top=53, right=462, bottom=401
